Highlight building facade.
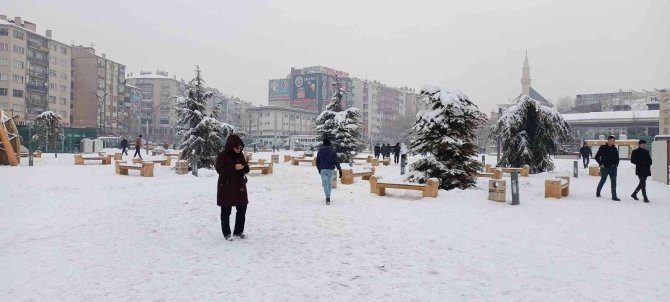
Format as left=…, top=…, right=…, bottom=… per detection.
left=71, top=46, right=125, bottom=134
left=246, top=105, right=318, bottom=147
left=0, top=15, right=72, bottom=125
left=660, top=90, right=670, bottom=135
left=125, top=71, right=186, bottom=144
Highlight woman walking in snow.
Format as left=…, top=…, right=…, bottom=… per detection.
left=216, top=134, right=250, bottom=241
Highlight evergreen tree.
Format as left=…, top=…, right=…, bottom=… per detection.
left=31, top=111, right=64, bottom=151
left=174, top=66, right=238, bottom=169
left=405, top=86, right=487, bottom=190
left=489, top=95, right=572, bottom=173
left=315, top=79, right=364, bottom=163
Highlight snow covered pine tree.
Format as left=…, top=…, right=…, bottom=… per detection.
left=174, top=66, right=238, bottom=169
left=31, top=111, right=64, bottom=151
left=489, top=95, right=572, bottom=173
left=405, top=86, right=487, bottom=190
left=314, top=78, right=364, bottom=163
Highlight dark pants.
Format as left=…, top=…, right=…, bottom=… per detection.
left=133, top=146, right=142, bottom=158
left=394, top=153, right=400, bottom=164
left=121, top=147, right=128, bottom=155
left=400, top=154, right=407, bottom=174
left=582, top=156, right=589, bottom=168
left=597, top=166, right=617, bottom=197
left=633, top=175, right=648, bottom=200
left=221, top=204, right=247, bottom=236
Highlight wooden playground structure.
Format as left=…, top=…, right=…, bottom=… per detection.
left=0, top=110, right=21, bottom=166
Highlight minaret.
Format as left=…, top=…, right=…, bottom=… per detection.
left=521, top=51, right=531, bottom=96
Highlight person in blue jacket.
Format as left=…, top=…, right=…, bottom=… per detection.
left=316, top=138, right=342, bottom=205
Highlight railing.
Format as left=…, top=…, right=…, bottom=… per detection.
left=27, top=56, right=49, bottom=65
left=27, top=40, right=49, bottom=52
left=26, top=83, right=48, bottom=93
left=27, top=70, right=48, bottom=79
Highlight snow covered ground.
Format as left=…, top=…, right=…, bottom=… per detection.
left=1, top=151, right=669, bottom=301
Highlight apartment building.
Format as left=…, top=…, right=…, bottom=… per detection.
left=71, top=46, right=125, bottom=133
left=246, top=106, right=318, bottom=147
left=0, top=15, right=71, bottom=125
left=125, top=71, right=186, bottom=144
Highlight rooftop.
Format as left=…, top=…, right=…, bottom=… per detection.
left=562, top=110, right=659, bottom=122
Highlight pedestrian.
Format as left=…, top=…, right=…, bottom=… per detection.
left=133, top=135, right=143, bottom=159
left=579, top=142, right=592, bottom=168
left=120, top=137, right=129, bottom=156
left=393, top=142, right=401, bottom=164
left=595, top=135, right=620, bottom=201
left=400, top=142, right=408, bottom=174
left=374, top=143, right=381, bottom=159
left=630, top=140, right=652, bottom=203
left=316, top=138, right=342, bottom=205
left=272, top=145, right=276, bottom=153
left=215, top=134, right=250, bottom=241
left=253, top=144, right=258, bottom=153
left=381, top=144, right=387, bottom=159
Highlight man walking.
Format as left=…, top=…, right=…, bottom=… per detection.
left=400, top=142, right=408, bottom=174
left=133, top=135, right=143, bottom=159
left=630, top=140, right=652, bottom=203
left=393, top=142, right=401, bottom=164
left=120, top=137, right=129, bottom=156
left=316, top=138, right=342, bottom=205
left=595, top=135, right=620, bottom=201
left=579, top=142, right=592, bottom=169
left=374, top=143, right=381, bottom=159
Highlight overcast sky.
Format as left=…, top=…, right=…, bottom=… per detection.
left=5, top=0, right=670, bottom=112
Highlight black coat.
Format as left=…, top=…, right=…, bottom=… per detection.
left=216, top=135, right=249, bottom=207
left=594, top=144, right=619, bottom=168
left=630, top=148, right=652, bottom=176
left=393, top=144, right=400, bottom=155
left=120, top=139, right=128, bottom=148
left=316, top=145, right=342, bottom=172
left=579, top=145, right=592, bottom=157
left=374, top=145, right=380, bottom=155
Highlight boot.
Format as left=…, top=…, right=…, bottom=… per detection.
left=642, top=188, right=650, bottom=203
left=326, top=197, right=330, bottom=205
left=631, top=192, right=639, bottom=201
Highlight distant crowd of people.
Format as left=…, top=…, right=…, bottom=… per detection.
left=373, top=142, right=408, bottom=165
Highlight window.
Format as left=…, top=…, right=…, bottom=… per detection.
left=0, top=73, right=7, bottom=81
left=60, top=85, right=67, bottom=92
left=0, top=43, right=8, bottom=51
left=49, top=96, right=56, bottom=103
left=0, top=28, right=8, bottom=36
left=49, top=69, right=57, bottom=77
left=0, top=88, right=7, bottom=96
left=49, top=83, right=56, bottom=91
left=13, top=30, right=24, bottom=40
left=13, top=104, right=24, bottom=112
left=60, top=72, right=67, bottom=80
left=60, top=98, right=67, bottom=105
left=50, top=56, right=57, bottom=64
left=13, top=45, right=25, bottom=55
left=60, top=111, right=67, bottom=118
left=60, top=59, right=67, bottom=67
left=0, top=58, right=7, bottom=66
left=50, top=44, right=57, bottom=51
left=13, top=75, right=24, bottom=84
left=14, top=60, right=24, bottom=69
left=60, top=47, right=67, bottom=55
left=12, top=89, right=24, bottom=98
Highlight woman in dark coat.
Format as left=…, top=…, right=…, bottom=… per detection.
left=630, top=139, right=652, bottom=203
left=216, top=134, right=250, bottom=240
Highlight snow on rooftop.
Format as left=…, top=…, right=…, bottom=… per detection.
left=126, top=73, right=171, bottom=79
left=562, top=110, right=659, bottom=121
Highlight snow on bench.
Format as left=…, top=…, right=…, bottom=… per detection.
left=369, top=175, right=439, bottom=198
left=341, top=167, right=375, bottom=184
left=249, top=162, right=273, bottom=175
left=115, top=160, right=154, bottom=177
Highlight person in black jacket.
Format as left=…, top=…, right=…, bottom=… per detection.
left=316, top=138, right=342, bottom=205
left=393, top=142, right=400, bottom=164
left=595, top=135, right=620, bottom=201
left=579, top=142, right=592, bottom=168
left=215, top=134, right=250, bottom=241
left=630, top=140, right=652, bottom=203
left=120, top=137, right=129, bottom=156
left=374, top=143, right=381, bottom=159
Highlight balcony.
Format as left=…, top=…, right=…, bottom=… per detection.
left=26, top=83, right=48, bottom=93
left=27, top=40, right=49, bottom=52
left=28, top=70, right=49, bottom=79
left=27, top=56, right=49, bottom=66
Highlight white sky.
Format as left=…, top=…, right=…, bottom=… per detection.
left=5, top=0, right=670, bottom=112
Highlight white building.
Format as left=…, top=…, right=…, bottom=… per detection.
left=246, top=105, right=318, bottom=147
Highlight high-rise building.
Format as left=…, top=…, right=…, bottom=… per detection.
left=125, top=71, right=186, bottom=144
left=71, top=46, right=125, bottom=133
left=0, top=15, right=72, bottom=125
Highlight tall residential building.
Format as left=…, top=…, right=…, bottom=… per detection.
left=71, top=46, right=125, bottom=133
left=0, top=15, right=71, bottom=125
left=207, top=89, right=255, bottom=129
left=122, top=82, right=142, bottom=136
left=269, top=66, right=354, bottom=112
left=351, top=78, right=419, bottom=144
left=125, top=71, right=186, bottom=144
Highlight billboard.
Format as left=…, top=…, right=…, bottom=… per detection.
left=269, top=79, right=290, bottom=101
left=292, top=74, right=320, bottom=111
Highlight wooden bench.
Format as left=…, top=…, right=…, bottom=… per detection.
left=588, top=165, right=600, bottom=176
left=501, top=165, right=530, bottom=177
left=244, top=152, right=253, bottom=162
left=341, top=167, right=376, bottom=184
left=247, top=159, right=266, bottom=165
left=271, top=154, right=279, bottom=163
left=369, top=175, right=439, bottom=198
left=115, top=160, right=154, bottom=177
left=544, top=176, right=570, bottom=199
left=380, top=157, right=391, bottom=166
left=20, top=150, right=42, bottom=158
left=283, top=155, right=293, bottom=162
left=165, top=152, right=182, bottom=159
left=477, top=168, right=503, bottom=179
left=292, top=157, right=315, bottom=166
left=249, top=162, right=273, bottom=174
left=75, top=153, right=112, bottom=165
left=353, top=155, right=373, bottom=163
left=113, top=152, right=122, bottom=160
left=132, top=157, right=172, bottom=166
